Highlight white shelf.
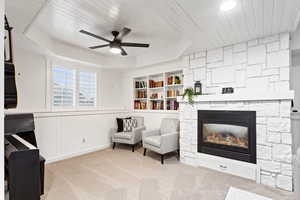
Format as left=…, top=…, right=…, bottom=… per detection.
left=165, top=84, right=183, bottom=87
left=166, top=97, right=177, bottom=99
left=149, top=87, right=164, bottom=90
left=177, top=91, right=295, bottom=103
left=133, top=69, right=183, bottom=111
left=133, top=109, right=178, bottom=114
left=149, top=99, right=164, bottom=101
left=134, top=98, right=147, bottom=101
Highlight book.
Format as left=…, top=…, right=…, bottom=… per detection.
left=149, top=80, right=164, bottom=88
left=134, top=100, right=147, bottom=109
left=135, top=81, right=147, bottom=89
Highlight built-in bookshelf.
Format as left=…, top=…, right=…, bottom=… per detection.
left=133, top=70, right=183, bottom=111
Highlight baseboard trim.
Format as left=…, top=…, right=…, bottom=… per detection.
left=45, top=144, right=111, bottom=164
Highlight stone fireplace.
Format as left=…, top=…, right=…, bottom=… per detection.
left=178, top=33, right=293, bottom=191
left=178, top=92, right=294, bottom=191
left=198, top=110, right=256, bottom=164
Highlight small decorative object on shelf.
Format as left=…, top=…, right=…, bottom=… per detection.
left=194, top=81, right=202, bottom=95
left=222, top=87, right=234, bottom=94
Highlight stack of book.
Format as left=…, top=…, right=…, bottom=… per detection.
left=167, top=89, right=180, bottom=97
left=166, top=100, right=179, bottom=110
left=134, top=101, right=147, bottom=110
left=136, top=90, right=147, bottom=98
left=135, top=81, right=147, bottom=89
left=150, top=101, right=164, bottom=110
left=149, top=80, right=164, bottom=88
left=167, top=76, right=181, bottom=85
left=167, top=76, right=174, bottom=85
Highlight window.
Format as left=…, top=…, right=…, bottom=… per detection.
left=79, top=71, right=97, bottom=107
left=52, top=67, right=75, bottom=107
left=52, top=66, right=97, bottom=108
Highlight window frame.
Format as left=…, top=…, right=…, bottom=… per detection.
left=51, top=66, right=76, bottom=109
left=77, top=70, right=98, bottom=108
left=50, top=63, right=98, bottom=111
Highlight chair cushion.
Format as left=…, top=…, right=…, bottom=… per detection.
left=114, top=132, right=132, bottom=140
left=144, top=135, right=161, bottom=148
left=116, top=117, right=131, bottom=132
left=160, top=118, right=179, bottom=135
left=123, top=119, right=137, bottom=132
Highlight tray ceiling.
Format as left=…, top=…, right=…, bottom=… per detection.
left=8, top=0, right=300, bottom=65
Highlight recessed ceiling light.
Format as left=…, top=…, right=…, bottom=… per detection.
left=220, top=0, right=237, bottom=12
left=110, top=47, right=121, bottom=54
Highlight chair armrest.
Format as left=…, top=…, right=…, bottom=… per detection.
left=133, top=126, right=145, bottom=132
left=142, top=129, right=160, bottom=140
left=132, top=126, right=145, bottom=143
left=161, top=132, right=179, bottom=153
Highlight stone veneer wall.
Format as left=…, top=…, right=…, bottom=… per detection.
left=182, top=33, right=290, bottom=93
left=179, top=33, right=293, bottom=191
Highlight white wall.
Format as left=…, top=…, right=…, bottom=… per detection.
left=8, top=45, right=127, bottom=162
left=4, top=19, right=127, bottom=162
left=34, top=110, right=128, bottom=163
left=13, top=47, right=125, bottom=112
left=99, top=69, right=126, bottom=110
left=14, top=48, right=47, bottom=111
left=292, top=24, right=300, bottom=50
left=291, top=52, right=300, bottom=111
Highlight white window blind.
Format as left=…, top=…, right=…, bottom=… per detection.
left=52, top=67, right=75, bottom=107
left=79, top=71, right=97, bottom=107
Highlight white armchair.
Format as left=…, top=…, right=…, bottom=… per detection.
left=142, top=118, right=179, bottom=164
left=112, top=116, right=145, bottom=152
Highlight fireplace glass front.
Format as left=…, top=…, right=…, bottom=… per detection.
left=198, top=110, right=256, bottom=164
left=203, top=123, right=248, bottom=149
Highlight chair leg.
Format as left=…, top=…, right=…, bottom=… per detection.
left=161, top=154, right=164, bottom=165
left=132, top=145, right=135, bottom=152
left=177, top=150, right=180, bottom=160
left=112, top=142, right=116, bottom=149
left=143, top=148, right=147, bottom=156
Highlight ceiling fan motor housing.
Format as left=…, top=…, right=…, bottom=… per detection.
left=112, top=31, right=119, bottom=38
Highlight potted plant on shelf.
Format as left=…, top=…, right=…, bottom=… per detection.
left=182, top=88, right=196, bottom=105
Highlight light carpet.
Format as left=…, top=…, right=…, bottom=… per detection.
left=42, top=145, right=295, bottom=200
left=225, top=187, right=272, bottom=200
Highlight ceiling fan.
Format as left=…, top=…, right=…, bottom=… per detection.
left=79, top=27, right=150, bottom=56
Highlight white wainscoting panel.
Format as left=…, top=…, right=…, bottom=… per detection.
left=34, top=110, right=129, bottom=163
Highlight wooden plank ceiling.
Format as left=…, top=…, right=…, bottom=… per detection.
left=16, top=0, right=300, bottom=56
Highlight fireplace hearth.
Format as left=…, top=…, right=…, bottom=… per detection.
left=198, top=110, right=256, bottom=164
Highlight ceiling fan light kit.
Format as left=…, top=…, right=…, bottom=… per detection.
left=79, top=27, right=150, bottom=56
left=110, top=47, right=121, bottom=54
left=220, top=0, right=237, bottom=12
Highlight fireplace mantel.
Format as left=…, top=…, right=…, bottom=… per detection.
left=177, top=90, right=294, bottom=103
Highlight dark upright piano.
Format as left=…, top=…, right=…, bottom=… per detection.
left=5, top=113, right=45, bottom=200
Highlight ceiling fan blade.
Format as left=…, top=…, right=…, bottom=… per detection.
left=79, top=30, right=111, bottom=43
left=116, top=27, right=131, bottom=40
left=89, top=44, right=110, bottom=49
left=121, top=42, right=150, bottom=48
left=120, top=47, right=128, bottom=56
